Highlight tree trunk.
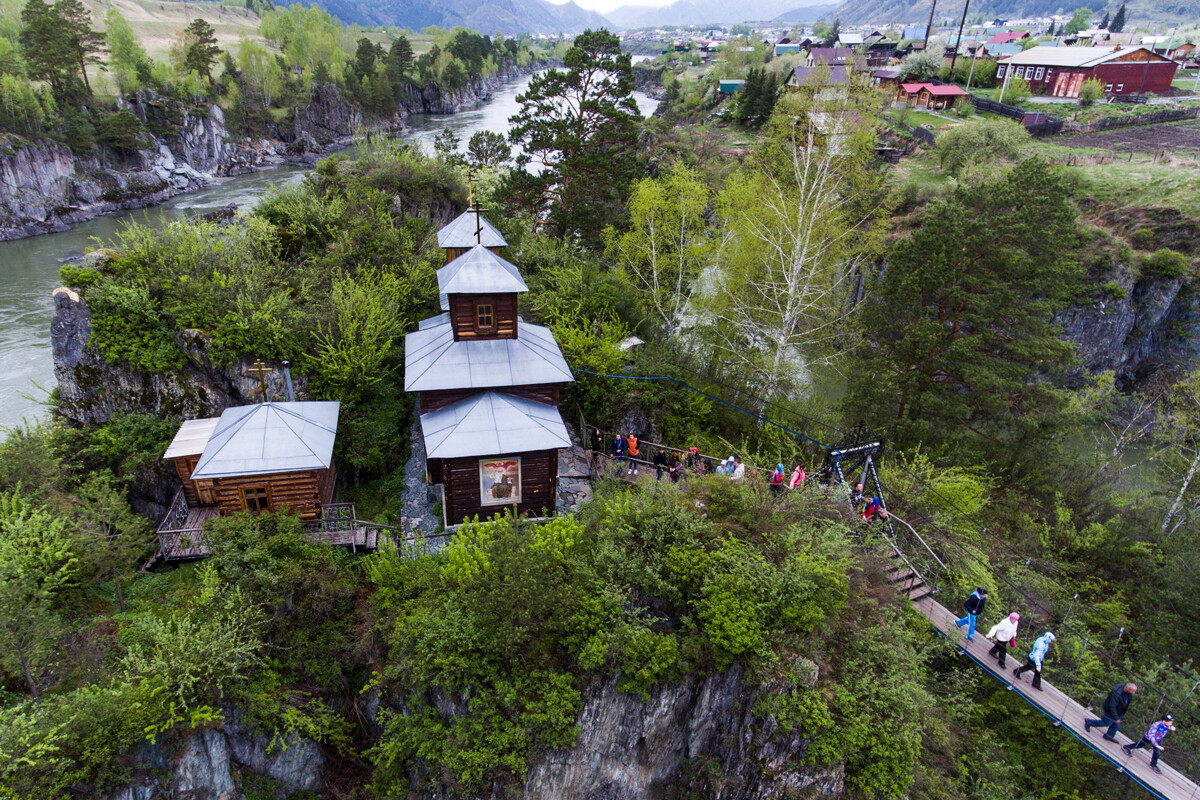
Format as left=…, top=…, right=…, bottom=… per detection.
left=1161, top=446, right=1200, bottom=538
left=15, top=637, right=40, bottom=706
left=115, top=573, right=126, bottom=612
left=79, top=56, right=90, bottom=91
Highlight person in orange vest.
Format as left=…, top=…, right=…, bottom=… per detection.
left=626, top=432, right=639, bottom=475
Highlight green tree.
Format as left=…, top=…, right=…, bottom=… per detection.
left=54, top=0, right=104, bottom=92
left=95, top=109, right=146, bottom=157
left=70, top=472, right=150, bottom=612
left=0, top=493, right=77, bottom=705
left=508, top=28, right=641, bottom=242
left=603, top=162, right=710, bottom=334
left=432, top=125, right=460, bottom=161
left=387, top=34, right=413, bottom=80
left=1156, top=370, right=1200, bottom=538
left=901, top=48, right=944, bottom=81
left=105, top=8, right=150, bottom=93
left=1110, top=3, right=1126, bottom=32
left=353, top=35, right=376, bottom=79
left=1100, top=10, right=1110, bottom=28
left=699, top=91, right=889, bottom=405
left=237, top=36, right=282, bottom=107
left=1065, top=7, right=1093, bottom=35
left=183, top=18, right=221, bottom=83
left=936, top=117, right=1030, bottom=175
left=1078, top=77, right=1105, bottom=106
left=848, top=159, right=1083, bottom=460
left=20, top=0, right=76, bottom=101
left=466, top=129, right=510, bottom=167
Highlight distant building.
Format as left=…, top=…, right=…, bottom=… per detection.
left=899, top=81, right=970, bottom=108
left=719, top=78, right=746, bottom=94
left=774, top=42, right=802, bottom=56
left=837, top=32, right=865, bottom=49
left=987, top=31, right=1031, bottom=44
left=805, top=46, right=864, bottom=68
left=996, top=45, right=1178, bottom=97
left=788, top=65, right=855, bottom=91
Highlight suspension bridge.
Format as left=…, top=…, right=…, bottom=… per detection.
left=575, top=367, right=1200, bottom=800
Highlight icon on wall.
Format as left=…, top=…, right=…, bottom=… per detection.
left=479, top=457, right=521, bottom=505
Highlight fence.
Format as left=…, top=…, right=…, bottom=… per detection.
left=897, top=121, right=937, bottom=148
left=971, top=95, right=1025, bottom=121
left=1063, top=105, right=1200, bottom=134
left=969, top=95, right=1065, bottom=137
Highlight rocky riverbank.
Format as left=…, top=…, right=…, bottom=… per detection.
left=0, top=61, right=550, bottom=242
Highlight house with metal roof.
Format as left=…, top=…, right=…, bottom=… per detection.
left=405, top=214, right=575, bottom=527
left=156, top=400, right=363, bottom=562
left=436, top=207, right=508, bottom=264
left=996, top=45, right=1178, bottom=97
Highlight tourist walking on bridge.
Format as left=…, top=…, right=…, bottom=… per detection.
left=1012, top=631, right=1055, bottom=690
left=954, top=588, right=988, bottom=642
left=627, top=433, right=640, bottom=475
left=1085, top=683, right=1138, bottom=741
left=653, top=447, right=668, bottom=480
left=590, top=427, right=604, bottom=472
left=732, top=457, right=746, bottom=480
left=985, top=612, right=1020, bottom=667
left=770, top=463, right=786, bottom=494
left=612, top=432, right=626, bottom=471
left=1123, top=714, right=1176, bottom=774
left=789, top=464, right=806, bottom=489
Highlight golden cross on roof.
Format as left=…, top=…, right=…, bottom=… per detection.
left=246, top=359, right=272, bottom=403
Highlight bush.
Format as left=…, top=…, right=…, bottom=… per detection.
left=1101, top=281, right=1128, bottom=299
left=1130, top=228, right=1156, bottom=250
left=997, top=76, right=1031, bottom=104
left=1142, top=248, right=1191, bottom=279
left=936, top=117, right=1031, bottom=175
left=1078, top=77, right=1105, bottom=107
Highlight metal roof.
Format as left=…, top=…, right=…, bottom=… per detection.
left=792, top=65, right=852, bottom=86
left=190, top=401, right=340, bottom=479
left=436, top=208, right=508, bottom=249
left=438, top=244, right=529, bottom=296
left=999, top=45, right=1164, bottom=67
left=163, top=417, right=220, bottom=459
left=419, top=312, right=451, bottom=330
left=420, top=391, right=572, bottom=459
left=404, top=317, right=574, bottom=392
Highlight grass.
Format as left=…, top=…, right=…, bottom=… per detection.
left=889, top=109, right=955, bottom=129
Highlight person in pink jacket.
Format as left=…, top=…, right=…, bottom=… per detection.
left=788, top=465, right=806, bottom=489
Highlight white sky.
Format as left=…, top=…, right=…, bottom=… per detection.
left=544, top=0, right=676, bottom=14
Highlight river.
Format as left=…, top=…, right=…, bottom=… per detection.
left=0, top=73, right=657, bottom=431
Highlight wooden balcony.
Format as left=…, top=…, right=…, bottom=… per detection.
left=149, top=491, right=375, bottom=567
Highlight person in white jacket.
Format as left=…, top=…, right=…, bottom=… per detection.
left=985, top=612, right=1021, bottom=668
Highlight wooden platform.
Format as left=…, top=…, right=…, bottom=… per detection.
left=889, top=546, right=1200, bottom=800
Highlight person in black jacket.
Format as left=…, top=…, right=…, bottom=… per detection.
left=1084, top=683, right=1138, bottom=741
left=954, top=588, right=988, bottom=642
left=652, top=448, right=668, bottom=480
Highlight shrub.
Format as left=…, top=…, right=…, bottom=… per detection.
left=1101, top=281, right=1128, bottom=299
left=1142, top=248, right=1190, bottom=279
left=1130, top=228, right=1156, bottom=250
left=936, top=117, right=1031, bottom=175
left=997, top=76, right=1031, bottom=105
left=1078, top=78, right=1105, bottom=107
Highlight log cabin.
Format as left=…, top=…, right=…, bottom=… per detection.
left=406, top=218, right=574, bottom=527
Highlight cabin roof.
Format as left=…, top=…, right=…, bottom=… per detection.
left=436, top=208, right=508, bottom=249
left=438, top=244, right=529, bottom=296
left=190, top=401, right=340, bottom=479
left=163, top=417, right=220, bottom=459
left=404, top=318, right=573, bottom=392
left=420, top=391, right=572, bottom=459
left=999, top=45, right=1168, bottom=67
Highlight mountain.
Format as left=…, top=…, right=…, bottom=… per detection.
left=304, top=0, right=612, bottom=35
left=606, top=0, right=827, bottom=28
left=829, top=0, right=1189, bottom=25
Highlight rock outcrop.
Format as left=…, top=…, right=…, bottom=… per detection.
left=1060, top=271, right=1200, bottom=387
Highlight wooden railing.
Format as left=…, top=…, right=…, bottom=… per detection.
left=303, top=502, right=358, bottom=535
left=158, top=488, right=190, bottom=533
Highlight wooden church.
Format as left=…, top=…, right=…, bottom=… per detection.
left=406, top=207, right=574, bottom=526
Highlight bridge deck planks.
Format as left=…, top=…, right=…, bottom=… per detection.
left=910, top=591, right=1200, bottom=800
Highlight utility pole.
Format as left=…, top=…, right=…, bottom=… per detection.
left=966, top=46, right=980, bottom=90
left=1136, top=44, right=1155, bottom=98
left=949, top=0, right=972, bottom=74
left=923, top=0, right=938, bottom=52
left=998, top=56, right=1014, bottom=102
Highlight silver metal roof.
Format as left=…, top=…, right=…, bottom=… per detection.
left=438, top=245, right=528, bottom=296
left=420, top=391, right=571, bottom=459
left=419, top=312, right=451, bottom=330
left=404, top=317, right=574, bottom=392
left=436, top=208, right=508, bottom=249
left=163, top=417, right=220, bottom=459
left=190, top=401, right=340, bottom=479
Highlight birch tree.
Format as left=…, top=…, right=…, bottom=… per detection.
left=603, top=163, right=711, bottom=335
left=699, top=91, right=889, bottom=404
left=1158, top=370, right=1200, bottom=538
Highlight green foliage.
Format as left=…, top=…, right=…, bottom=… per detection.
left=1065, top=7, right=1093, bottom=35
left=1078, top=77, right=1105, bottom=106
left=466, top=129, right=510, bottom=168
left=85, top=281, right=186, bottom=372
left=998, top=75, right=1031, bottom=104
left=1142, top=248, right=1190, bottom=279
left=95, top=110, right=147, bottom=155
left=183, top=18, right=221, bottom=81
left=936, top=117, right=1030, bottom=175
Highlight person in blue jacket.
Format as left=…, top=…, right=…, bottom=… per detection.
left=1012, top=631, right=1056, bottom=690
left=954, top=588, right=988, bottom=642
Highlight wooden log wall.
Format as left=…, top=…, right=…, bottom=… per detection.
left=442, top=449, right=557, bottom=526
left=206, top=467, right=334, bottom=519
left=171, top=456, right=201, bottom=506
left=420, top=384, right=560, bottom=414
left=449, top=293, right=518, bottom=341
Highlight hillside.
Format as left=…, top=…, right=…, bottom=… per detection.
left=295, top=0, right=612, bottom=34
left=607, top=0, right=826, bottom=27
left=830, top=0, right=1191, bottom=26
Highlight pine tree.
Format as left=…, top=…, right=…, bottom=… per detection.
left=1100, top=11, right=1110, bottom=28
left=353, top=37, right=375, bottom=80
left=388, top=35, right=413, bottom=81
left=54, top=0, right=104, bottom=92
left=20, top=0, right=74, bottom=99
left=1110, top=3, right=1126, bottom=32
left=183, top=18, right=221, bottom=83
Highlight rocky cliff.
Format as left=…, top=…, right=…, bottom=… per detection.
left=398, top=60, right=552, bottom=117
left=106, top=663, right=839, bottom=800
left=1059, top=265, right=1199, bottom=387
left=0, top=83, right=367, bottom=242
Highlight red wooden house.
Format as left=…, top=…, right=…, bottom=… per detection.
left=997, top=45, right=1178, bottom=97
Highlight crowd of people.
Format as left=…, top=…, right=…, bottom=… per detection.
left=954, top=587, right=1178, bottom=775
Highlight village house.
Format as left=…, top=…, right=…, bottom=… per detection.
left=155, top=400, right=371, bottom=562
left=898, top=81, right=970, bottom=108
left=996, top=45, right=1179, bottom=97
left=405, top=211, right=574, bottom=527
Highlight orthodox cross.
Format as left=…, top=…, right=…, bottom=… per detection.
left=467, top=173, right=485, bottom=245
left=246, top=360, right=272, bottom=403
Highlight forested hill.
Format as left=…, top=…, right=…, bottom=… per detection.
left=830, top=0, right=1188, bottom=25
left=283, top=0, right=612, bottom=35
